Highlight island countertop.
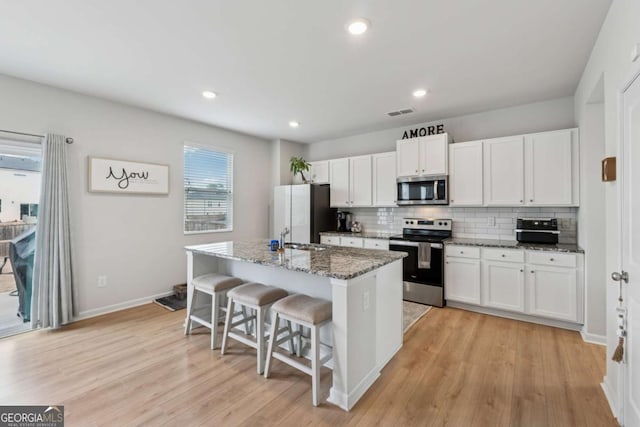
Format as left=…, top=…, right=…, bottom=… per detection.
left=185, top=240, right=407, bottom=280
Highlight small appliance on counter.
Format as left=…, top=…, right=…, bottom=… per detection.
left=351, top=221, right=362, bottom=233
left=336, top=211, right=352, bottom=232
left=515, top=218, right=560, bottom=244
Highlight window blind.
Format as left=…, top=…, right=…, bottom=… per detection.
left=184, top=145, right=233, bottom=233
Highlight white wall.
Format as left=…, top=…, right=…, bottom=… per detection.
left=573, top=0, right=640, bottom=419
left=0, top=169, right=40, bottom=222
left=306, top=97, right=575, bottom=160
left=0, top=73, right=271, bottom=317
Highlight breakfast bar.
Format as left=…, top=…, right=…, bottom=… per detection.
left=185, top=240, right=406, bottom=411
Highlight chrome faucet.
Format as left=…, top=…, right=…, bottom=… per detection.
left=280, top=227, right=290, bottom=248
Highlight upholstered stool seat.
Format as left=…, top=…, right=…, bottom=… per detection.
left=265, top=294, right=333, bottom=406
left=221, top=282, right=291, bottom=374
left=184, top=274, right=245, bottom=350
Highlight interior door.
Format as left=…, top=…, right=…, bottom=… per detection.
left=621, top=70, right=640, bottom=427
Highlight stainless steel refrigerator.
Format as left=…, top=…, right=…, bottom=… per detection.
left=273, top=184, right=336, bottom=244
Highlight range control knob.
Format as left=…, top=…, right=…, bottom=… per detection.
left=438, top=222, right=442, bottom=226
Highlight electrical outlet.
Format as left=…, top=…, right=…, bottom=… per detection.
left=487, top=217, right=495, bottom=226
left=98, top=275, right=107, bottom=288
left=363, top=291, right=370, bottom=311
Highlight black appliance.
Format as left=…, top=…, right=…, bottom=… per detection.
left=515, top=218, right=560, bottom=244
left=336, top=211, right=352, bottom=232
left=396, top=175, right=448, bottom=205
left=9, top=227, right=36, bottom=322
left=389, top=218, right=451, bottom=307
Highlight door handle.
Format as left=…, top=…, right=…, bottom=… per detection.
left=611, top=271, right=629, bottom=283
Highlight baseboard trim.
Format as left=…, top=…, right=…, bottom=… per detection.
left=75, top=291, right=174, bottom=321
left=580, top=330, right=607, bottom=346
left=328, top=368, right=380, bottom=411
left=601, top=376, right=618, bottom=420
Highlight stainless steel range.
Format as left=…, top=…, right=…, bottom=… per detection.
left=389, top=218, right=452, bottom=307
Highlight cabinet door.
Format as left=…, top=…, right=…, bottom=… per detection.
left=309, top=161, right=329, bottom=184
left=525, top=130, right=573, bottom=206
left=526, top=265, right=577, bottom=322
left=372, top=152, right=397, bottom=206
left=484, top=136, right=525, bottom=206
left=341, top=237, right=364, bottom=248
left=349, top=155, right=372, bottom=206
left=482, top=261, right=525, bottom=312
left=396, top=139, right=421, bottom=177
left=329, top=158, right=350, bottom=207
left=445, top=258, right=481, bottom=304
left=449, top=141, right=483, bottom=206
left=363, top=238, right=389, bottom=250
left=320, top=235, right=340, bottom=245
left=420, top=134, right=448, bottom=175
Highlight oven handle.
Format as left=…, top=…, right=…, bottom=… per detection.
left=514, top=229, right=561, bottom=234
left=390, top=240, right=443, bottom=249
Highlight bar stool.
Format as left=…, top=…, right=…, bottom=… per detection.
left=220, top=282, right=289, bottom=374
left=184, top=273, right=245, bottom=349
left=264, top=294, right=332, bottom=406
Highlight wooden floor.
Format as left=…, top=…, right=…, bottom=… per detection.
left=0, top=303, right=617, bottom=427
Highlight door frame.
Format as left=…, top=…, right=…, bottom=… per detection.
left=615, top=58, right=640, bottom=426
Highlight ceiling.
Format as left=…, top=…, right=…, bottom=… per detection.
left=0, top=1, right=611, bottom=143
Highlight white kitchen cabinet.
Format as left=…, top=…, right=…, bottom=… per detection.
left=329, top=156, right=372, bottom=207
left=340, top=237, right=364, bottom=248
left=372, top=152, right=397, bottom=207
left=309, top=160, right=329, bottom=184
left=525, top=129, right=575, bottom=206
left=483, top=136, right=525, bottom=206
left=482, top=261, right=525, bottom=313
left=396, top=134, right=448, bottom=178
left=350, top=155, right=372, bottom=207
left=363, top=238, right=389, bottom=250
left=526, top=265, right=577, bottom=322
left=449, top=141, right=483, bottom=206
left=329, top=158, right=350, bottom=208
left=320, top=235, right=341, bottom=246
left=445, top=257, right=481, bottom=305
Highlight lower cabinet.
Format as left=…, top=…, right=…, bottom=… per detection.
left=445, top=245, right=583, bottom=324
left=445, top=257, right=481, bottom=305
left=320, top=235, right=389, bottom=251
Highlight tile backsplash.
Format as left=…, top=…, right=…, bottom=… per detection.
left=348, top=206, right=577, bottom=244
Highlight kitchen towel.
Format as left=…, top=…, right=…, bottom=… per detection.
left=418, top=243, right=431, bottom=269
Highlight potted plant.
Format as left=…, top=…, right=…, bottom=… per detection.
left=290, top=156, right=311, bottom=183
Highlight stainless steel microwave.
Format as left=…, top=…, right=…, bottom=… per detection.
left=396, top=175, right=448, bottom=205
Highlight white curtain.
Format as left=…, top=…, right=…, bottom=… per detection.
left=31, top=133, right=75, bottom=328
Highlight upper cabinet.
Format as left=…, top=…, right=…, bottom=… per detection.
left=483, top=136, right=525, bottom=206
left=329, top=155, right=372, bottom=208
left=309, top=160, right=329, bottom=184
left=372, top=152, right=397, bottom=207
left=449, top=141, right=483, bottom=206
left=396, top=134, right=448, bottom=178
left=525, top=129, right=578, bottom=206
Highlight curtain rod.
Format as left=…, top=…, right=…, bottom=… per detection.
left=0, top=129, right=74, bottom=144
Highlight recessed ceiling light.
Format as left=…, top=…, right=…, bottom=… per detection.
left=289, top=121, right=300, bottom=128
left=202, top=91, right=217, bottom=99
left=413, top=89, right=428, bottom=98
left=347, top=18, right=370, bottom=35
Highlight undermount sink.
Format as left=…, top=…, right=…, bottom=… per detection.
left=283, top=242, right=327, bottom=251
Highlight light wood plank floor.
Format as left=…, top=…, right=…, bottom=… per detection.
left=0, top=304, right=617, bottom=426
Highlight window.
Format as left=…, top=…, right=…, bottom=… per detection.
left=20, top=203, right=38, bottom=219
left=184, top=144, right=233, bottom=233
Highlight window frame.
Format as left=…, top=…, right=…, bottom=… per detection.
left=183, top=142, right=234, bottom=235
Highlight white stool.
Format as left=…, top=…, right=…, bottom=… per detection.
left=221, top=282, right=290, bottom=374
left=264, top=294, right=332, bottom=406
left=184, top=273, right=245, bottom=349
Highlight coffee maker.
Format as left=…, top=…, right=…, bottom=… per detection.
left=336, top=211, right=352, bottom=232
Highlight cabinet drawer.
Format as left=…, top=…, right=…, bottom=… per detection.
left=341, top=237, right=364, bottom=248
left=363, top=238, right=389, bottom=250
left=483, top=248, right=524, bottom=263
left=527, top=251, right=577, bottom=268
left=446, top=245, right=480, bottom=259
left=320, top=235, right=340, bottom=246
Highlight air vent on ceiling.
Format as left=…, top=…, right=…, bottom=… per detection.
left=386, top=107, right=414, bottom=117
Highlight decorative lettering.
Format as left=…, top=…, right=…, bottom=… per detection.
left=106, top=166, right=149, bottom=189
left=401, top=124, right=446, bottom=139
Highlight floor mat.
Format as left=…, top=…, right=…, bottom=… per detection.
left=403, top=301, right=431, bottom=332
left=154, top=295, right=187, bottom=311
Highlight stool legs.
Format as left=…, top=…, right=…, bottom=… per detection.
left=256, top=307, right=266, bottom=374
left=184, top=287, right=197, bottom=336
left=211, top=293, right=220, bottom=349
left=220, top=297, right=234, bottom=356
left=311, top=325, right=320, bottom=406
left=264, top=312, right=279, bottom=378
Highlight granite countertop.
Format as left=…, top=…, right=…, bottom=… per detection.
left=185, top=240, right=407, bottom=280
left=444, top=237, right=584, bottom=254
left=319, top=231, right=396, bottom=240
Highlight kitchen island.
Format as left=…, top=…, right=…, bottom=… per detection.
left=185, top=240, right=406, bottom=411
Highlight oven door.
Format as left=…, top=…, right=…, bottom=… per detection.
left=389, top=240, right=444, bottom=286
left=396, top=176, right=448, bottom=205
